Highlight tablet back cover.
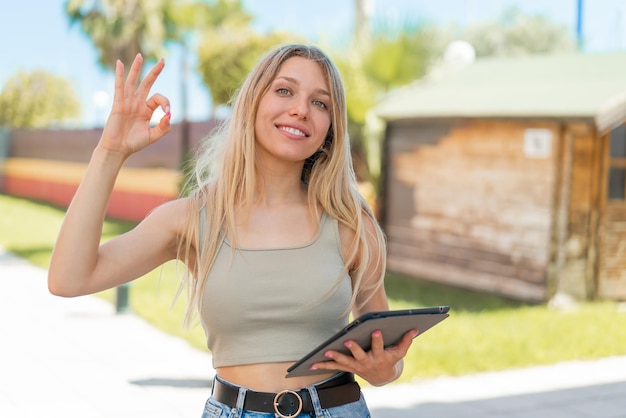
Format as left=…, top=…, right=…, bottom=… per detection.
left=286, top=306, right=449, bottom=378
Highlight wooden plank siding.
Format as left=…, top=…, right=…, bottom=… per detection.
left=597, top=126, right=626, bottom=300
left=597, top=204, right=626, bottom=299
left=551, top=123, right=600, bottom=300
left=383, top=120, right=558, bottom=302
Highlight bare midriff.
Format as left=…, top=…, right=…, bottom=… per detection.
left=216, top=362, right=337, bottom=392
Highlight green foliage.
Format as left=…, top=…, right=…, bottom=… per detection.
left=0, top=194, right=135, bottom=264
left=65, top=0, right=192, bottom=70
left=335, top=23, right=440, bottom=125
left=332, top=20, right=442, bottom=184
left=64, top=0, right=253, bottom=73
left=334, top=55, right=377, bottom=126
left=461, top=6, right=577, bottom=57
left=163, top=0, right=252, bottom=45
left=0, top=70, right=81, bottom=129
left=196, top=27, right=296, bottom=115
left=64, top=0, right=262, bottom=79
left=364, top=25, right=440, bottom=93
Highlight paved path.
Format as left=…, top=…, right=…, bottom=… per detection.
left=1, top=247, right=625, bottom=417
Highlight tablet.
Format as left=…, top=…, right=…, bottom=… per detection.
left=286, top=306, right=450, bottom=378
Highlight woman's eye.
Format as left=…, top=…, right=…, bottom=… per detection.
left=277, top=88, right=291, bottom=95
left=313, top=100, right=327, bottom=109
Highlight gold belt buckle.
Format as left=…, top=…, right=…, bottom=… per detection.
left=273, top=389, right=303, bottom=418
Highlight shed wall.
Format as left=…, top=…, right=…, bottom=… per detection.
left=598, top=204, right=626, bottom=299
left=597, top=128, right=626, bottom=300
left=550, top=123, right=599, bottom=300
left=384, top=120, right=559, bottom=301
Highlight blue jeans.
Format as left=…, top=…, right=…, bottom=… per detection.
left=200, top=376, right=371, bottom=418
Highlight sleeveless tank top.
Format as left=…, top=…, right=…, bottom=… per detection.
left=199, top=212, right=353, bottom=368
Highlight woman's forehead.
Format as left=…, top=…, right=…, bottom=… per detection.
left=274, top=57, right=329, bottom=89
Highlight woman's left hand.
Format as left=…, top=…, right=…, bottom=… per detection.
left=309, top=328, right=418, bottom=386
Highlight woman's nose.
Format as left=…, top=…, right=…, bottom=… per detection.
left=289, top=98, right=309, bottom=119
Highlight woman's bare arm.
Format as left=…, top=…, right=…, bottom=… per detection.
left=48, top=54, right=175, bottom=297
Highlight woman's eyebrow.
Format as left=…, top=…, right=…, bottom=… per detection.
left=275, top=76, right=330, bottom=97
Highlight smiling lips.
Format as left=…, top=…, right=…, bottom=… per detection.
left=278, top=125, right=309, bottom=137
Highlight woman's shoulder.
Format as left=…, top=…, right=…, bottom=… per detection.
left=335, top=208, right=382, bottom=257
left=149, top=196, right=195, bottom=217
left=143, top=197, right=197, bottom=237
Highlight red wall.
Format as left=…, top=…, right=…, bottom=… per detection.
left=0, top=121, right=215, bottom=221
left=3, top=174, right=174, bottom=221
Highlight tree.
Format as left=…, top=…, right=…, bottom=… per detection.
left=0, top=70, right=81, bottom=129
left=365, top=27, right=442, bottom=92
left=162, top=0, right=254, bottom=164
left=332, top=20, right=442, bottom=183
left=343, top=23, right=441, bottom=125
left=462, top=7, right=576, bottom=57
left=191, top=0, right=295, bottom=117
left=65, top=0, right=177, bottom=72
left=64, top=0, right=253, bottom=167
left=196, top=28, right=295, bottom=117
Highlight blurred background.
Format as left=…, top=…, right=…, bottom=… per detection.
left=1, top=0, right=622, bottom=128
left=1, top=0, right=626, bottom=386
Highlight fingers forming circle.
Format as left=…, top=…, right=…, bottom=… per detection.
left=146, top=93, right=170, bottom=112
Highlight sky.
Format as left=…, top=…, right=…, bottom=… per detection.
left=1, top=0, right=625, bottom=127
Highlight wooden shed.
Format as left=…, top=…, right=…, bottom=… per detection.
left=374, top=52, right=626, bottom=303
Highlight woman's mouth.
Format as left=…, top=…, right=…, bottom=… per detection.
left=278, top=125, right=308, bottom=137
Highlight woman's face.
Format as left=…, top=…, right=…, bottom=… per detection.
left=254, top=56, right=332, bottom=168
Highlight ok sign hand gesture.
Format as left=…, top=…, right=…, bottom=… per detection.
left=100, top=53, right=171, bottom=158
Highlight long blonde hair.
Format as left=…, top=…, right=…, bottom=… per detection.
left=179, top=44, right=386, bottom=325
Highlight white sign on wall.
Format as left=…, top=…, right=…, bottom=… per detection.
left=524, top=129, right=552, bottom=158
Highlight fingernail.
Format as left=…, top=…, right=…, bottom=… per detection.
left=325, top=352, right=333, bottom=359
left=310, top=365, right=318, bottom=370
left=344, top=341, right=351, bottom=348
left=373, top=330, right=381, bottom=337
left=412, top=330, right=419, bottom=338
left=165, top=106, right=170, bottom=113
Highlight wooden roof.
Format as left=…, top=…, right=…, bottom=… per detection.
left=375, top=52, right=626, bottom=132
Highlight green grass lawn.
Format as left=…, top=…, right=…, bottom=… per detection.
left=2, top=193, right=626, bottom=382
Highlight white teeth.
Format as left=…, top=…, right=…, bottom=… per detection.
left=280, top=126, right=306, bottom=137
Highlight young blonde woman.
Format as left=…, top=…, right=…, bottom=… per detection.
left=49, top=44, right=418, bottom=417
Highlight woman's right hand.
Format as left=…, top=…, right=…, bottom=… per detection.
left=99, top=53, right=172, bottom=158
left=48, top=54, right=175, bottom=298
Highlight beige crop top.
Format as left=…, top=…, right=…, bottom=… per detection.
left=199, top=212, right=353, bottom=368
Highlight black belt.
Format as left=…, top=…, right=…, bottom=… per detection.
left=212, top=373, right=361, bottom=417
